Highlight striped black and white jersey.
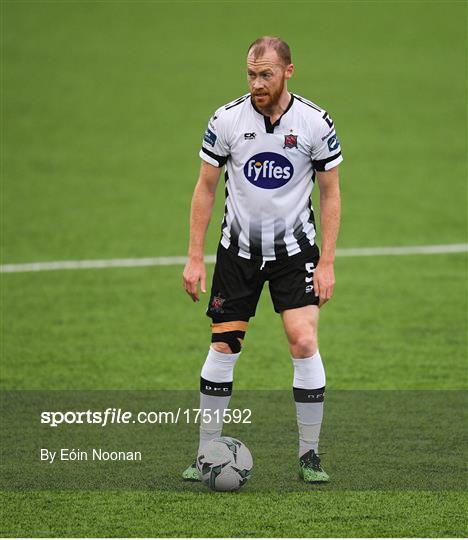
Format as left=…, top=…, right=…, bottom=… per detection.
left=199, top=93, right=343, bottom=261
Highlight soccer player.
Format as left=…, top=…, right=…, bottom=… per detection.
left=182, top=36, right=342, bottom=483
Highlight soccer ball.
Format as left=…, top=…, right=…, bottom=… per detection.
left=197, top=436, right=253, bottom=492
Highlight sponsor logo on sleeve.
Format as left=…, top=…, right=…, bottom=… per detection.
left=244, top=132, right=256, bottom=140
left=327, top=134, right=340, bottom=151
left=204, top=128, right=217, bottom=147
left=243, top=152, right=294, bottom=189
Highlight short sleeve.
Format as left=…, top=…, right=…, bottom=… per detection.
left=311, top=111, right=343, bottom=171
left=199, top=108, right=230, bottom=168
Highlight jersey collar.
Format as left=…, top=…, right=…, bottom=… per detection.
left=250, top=93, right=295, bottom=134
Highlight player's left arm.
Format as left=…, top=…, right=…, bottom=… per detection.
left=314, top=166, right=341, bottom=307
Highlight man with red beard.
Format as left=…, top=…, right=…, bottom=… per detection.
left=182, top=36, right=342, bottom=483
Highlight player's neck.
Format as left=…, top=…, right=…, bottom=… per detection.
left=258, top=89, right=291, bottom=123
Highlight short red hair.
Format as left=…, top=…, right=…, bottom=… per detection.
left=247, top=36, right=292, bottom=66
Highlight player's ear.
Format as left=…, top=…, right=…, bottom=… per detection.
left=285, top=63, right=294, bottom=80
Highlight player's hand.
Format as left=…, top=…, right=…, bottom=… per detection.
left=182, top=256, right=206, bottom=302
left=313, top=260, right=335, bottom=308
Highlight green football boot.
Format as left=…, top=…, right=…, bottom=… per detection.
left=299, top=449, right=330, bottom=483
left=182, top=460, right=200, bottom=481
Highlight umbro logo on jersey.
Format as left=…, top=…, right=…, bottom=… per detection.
left=244, top=132, right=256, bottom=140
left=244, top=152, right=294, bottom=189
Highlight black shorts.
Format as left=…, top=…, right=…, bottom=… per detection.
left=207, top=243, right=320, bottom=322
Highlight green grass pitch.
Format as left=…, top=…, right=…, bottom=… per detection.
left=1, top=0, right=466, bottom=537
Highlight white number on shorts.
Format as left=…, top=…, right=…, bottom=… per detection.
left=305, top=262, right=315, bottom=283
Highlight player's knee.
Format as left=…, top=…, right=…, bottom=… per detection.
left=211, top=341, right=237, bottom=354
left=211, top=321, right=248, bottom=354
left=289, top=335, right=317, bottom=358
left=211, top=333, right=245, bottom=354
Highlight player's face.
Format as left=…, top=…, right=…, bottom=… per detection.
left=247, top=49, right=293, bottom=109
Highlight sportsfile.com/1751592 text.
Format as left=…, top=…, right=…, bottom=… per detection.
left=40, top=408, right=252, bottom=427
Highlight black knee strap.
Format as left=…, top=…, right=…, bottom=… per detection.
left=211, top=330, right=245, bottom=353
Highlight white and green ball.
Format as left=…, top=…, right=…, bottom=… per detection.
left=196, top=437, right=253, bottom=492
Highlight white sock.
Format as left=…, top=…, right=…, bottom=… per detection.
left=292, top=350, right=326, bottom=457
left=198, top=347, right=241, bottom=454
left=201, top=346, right=240, bottom=382
left=292, top=350, right=326, bottom=389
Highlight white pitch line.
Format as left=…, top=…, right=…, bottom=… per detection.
left=334, top=243, right=468, bottom=257
left=0, top=244, right=466, bottom=274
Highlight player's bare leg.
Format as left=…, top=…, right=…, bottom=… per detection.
left=282, top=305, right=329, bottom=482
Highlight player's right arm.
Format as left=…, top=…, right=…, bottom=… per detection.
left=183, top=161, right=222, bottom=302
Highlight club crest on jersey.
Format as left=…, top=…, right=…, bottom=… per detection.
left=244, top=152, right=294, bottom=189
left=283, top=134, right=298, bottom=149
left=210, top=294, right=226, bottom=313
